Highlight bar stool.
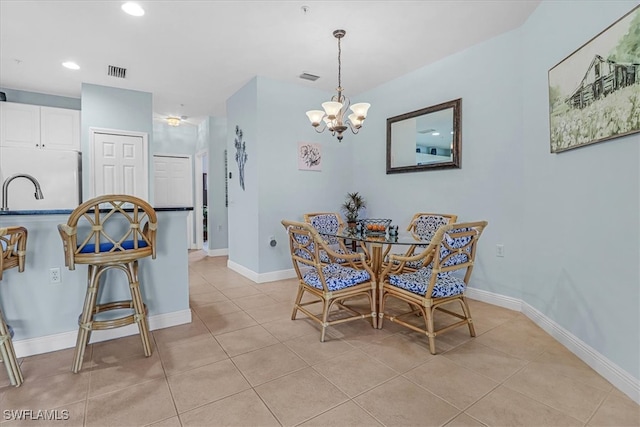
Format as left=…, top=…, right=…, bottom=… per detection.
left=58, top=195, right=157, bottom=373
left=0, top=226, right=27, bottom=387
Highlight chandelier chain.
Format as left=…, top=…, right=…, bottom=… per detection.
left=337, top=36, right=342, bottom=94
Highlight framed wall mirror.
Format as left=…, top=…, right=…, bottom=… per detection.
left=386, top=98, right=461, bottom=174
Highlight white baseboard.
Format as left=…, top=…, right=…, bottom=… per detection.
left=226, top=260, right=295, bottom=283
left=466, top=287, right=639, bottom=405
left=12, top=309, right=192, bottom=358
left=207, top=248, right=228, bottom=257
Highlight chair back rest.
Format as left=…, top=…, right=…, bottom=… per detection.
left=0, top=226, right=27, bottom=280
left=282, top=220, right=323, bottom=271
left=58, top=194, right=157, bottom=270
left=429, top=221, right=487, bottom=279
left=303, top=212, right=344, bottom=246
left=407, top=213, right=458, bottom=239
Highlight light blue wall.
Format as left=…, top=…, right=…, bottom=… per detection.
left=0, top=87, right=80, bottom=110
left=80, top=83, right=153, bottom=202
left=153, top=121, right=197, bottom=155
left=226, top=78, right=260, bottom=271
left=350, top=0, right=639, bottom=382
left=226, top=76, right=355, bottom=273
left=520, top=0, right=639, bottom=380
left=205, top=116, right=229, bottom=251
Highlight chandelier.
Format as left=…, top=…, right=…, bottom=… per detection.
left=166, top=117, right=181, bottom=127
left=305, top=29, right=370, bottom=142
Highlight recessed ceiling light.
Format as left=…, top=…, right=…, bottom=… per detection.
left=431, top=132, right=440, bottom=136
left=62, top=61, right=80, bottom=70
left=122, top=2, right=145, bottom=16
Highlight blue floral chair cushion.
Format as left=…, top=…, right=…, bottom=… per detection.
left=309, top=214, right=341, bottom=245
left=293, top=234, right=348, bottom=263
left=413, top=215, right=450, bottom=238
left=439, top=228, right=473, bottom=267
left=388, top=267, right=465, bottom=298
left=303, top=263, right=371, bottom=291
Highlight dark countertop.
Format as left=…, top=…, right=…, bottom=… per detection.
left=0, top=207, right=193, bottom=215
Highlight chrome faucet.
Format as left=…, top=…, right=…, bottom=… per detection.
left=1, top=173, right=45, bottom=211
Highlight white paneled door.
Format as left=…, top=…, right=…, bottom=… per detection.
left=92, top=131, right=148, bottom=199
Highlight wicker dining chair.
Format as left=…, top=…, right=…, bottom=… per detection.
left=0, top=226, right=28, bottom=386
left=383, top=213, right=458, bottom=271
left=282, top=219, right=377, bottom=341
left=303, top=212, right=360, bottom=263
left=58, top=194, right=157, bottom=373
left=379, top=221, right=488, bottom=354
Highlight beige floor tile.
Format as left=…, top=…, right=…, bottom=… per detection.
left=244, top=302, right=296, bottom=324
left=254, top=367, right=349, bottom=426
left=179, top=389, right=280, bottom=426
left=85, top=378, right=176, bottom=426
left=192, top=300, right=242, bottom=321
left=232, top=343, right=308, bottom=386
left=200, top=310, right=259, bottom=336
left=220, top=286, right=264, bottom=300
left=88, top=352, right=165, bottom=398
left=188, top=289, right=229, bottom=308
left=313, top=349, right=398, bottom=397
left=354, top=376, right=459, bottom=426
left=360, top=333, right=435, bottom=373
left=328, top=317, right=393, bottom=348
left=299, top=401, right=384, bottom=426
left=232, top=293, right=279, bottom=310
left=504, top=362, right=610, bottom=422
left=167, top=359, right=250, bottom=414
left=187, top=282, right=217, bottom=296
left=146, top=416, right=181, bottom=427
left=587, top=392, right=640, bottom=426
left=151, top=317, right=211, bottom=350
left=405, top=356, right=498, bottom=410
left=474, top=317, right=555, bottom=360
left=215, top=325, right=278, bottom=357
left=91, top=334, right=156, bottom=365
left=18, top=347, right=92, bottom=381
left=443, top=340, right=528, bottom=382
left=261, top=317, right=320, bottom=342
left=261, top=289, right=297, bottom=303
left=1, top=400, right=86, bottom=427
left=158, top=335, right=228, bottom=376
left=444, top=412, right=487, bottom=426
left=2, top=371, right=89, bottom=411
left=283, top=333, right=355, bottom=366
left=466, top=385, right=583, bottom=426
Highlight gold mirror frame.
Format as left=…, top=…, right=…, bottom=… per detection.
left=386, top=98, right=461, bottom=174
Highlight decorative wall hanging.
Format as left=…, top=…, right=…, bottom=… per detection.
left=234, top=125, right=248, bottom=190
left=548, top=5, right=640, bottom=153
left=297, top=142, right=322, bottom=171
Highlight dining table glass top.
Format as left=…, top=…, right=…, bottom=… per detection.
left=319, top=226, right=432, bottom=246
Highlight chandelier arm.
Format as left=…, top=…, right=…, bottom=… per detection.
left=314, top=121, right=327, bottom=133
left=346, top=121, right=360, bottom=135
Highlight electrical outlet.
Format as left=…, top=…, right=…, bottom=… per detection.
left=496, top=244, right=505, bottom=257
left=49, top=267, right=61, bottom=284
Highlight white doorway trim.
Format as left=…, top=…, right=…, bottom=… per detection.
left=194, top=149, right=207, bottom=251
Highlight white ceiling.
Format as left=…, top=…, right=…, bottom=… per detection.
left=0, top=0, right=540, bottom=125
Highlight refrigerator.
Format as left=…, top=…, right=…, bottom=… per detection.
left=0, top=147, right=81, bottom=210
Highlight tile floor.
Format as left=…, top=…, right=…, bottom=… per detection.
left=1, top=252, right=638, bottom=426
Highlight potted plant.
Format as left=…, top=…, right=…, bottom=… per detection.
left=341, top=192, right=366, bottom=228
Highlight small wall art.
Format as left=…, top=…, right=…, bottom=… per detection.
left=548, top=5, right=640, bottom=153
left=297, top=142, right=322, bottom=171
left=234, top=125, right=248, bottom=190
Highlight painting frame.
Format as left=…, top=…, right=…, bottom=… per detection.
left=548, top=5, right=640, bottom=153
left=297, top=142, right=322, bottom=171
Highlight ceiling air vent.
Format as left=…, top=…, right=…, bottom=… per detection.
left=108, top=65, right=127, bottom=79
left=299, top=73, right=320, bottom=81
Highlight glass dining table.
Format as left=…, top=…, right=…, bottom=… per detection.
left=319, top=226, right=432, bottom=281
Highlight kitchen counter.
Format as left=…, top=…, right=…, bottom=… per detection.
left=0, top=208, right=192, bottom=358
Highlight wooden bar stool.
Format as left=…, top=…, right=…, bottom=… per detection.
left=0, top=226, right=27, bottom=387
left=58, top=195, right=157, bottom=373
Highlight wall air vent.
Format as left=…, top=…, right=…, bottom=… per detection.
left=299, top=73, right=320, bottom=81
left=108, top=65, right=127, bottom=79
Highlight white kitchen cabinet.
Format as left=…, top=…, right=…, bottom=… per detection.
left=0, top=102, right=80, bottom=151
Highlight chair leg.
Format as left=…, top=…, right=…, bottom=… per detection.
left=127, top=261, right=152, bottom=357
left=377, top=286, right=385, bottom=329
left=72, top=265, right=101, bottom=373
left=0, top=311, right=23, bottom=387
left=291, top=286, right=304, bottom=320
left=424, top=306, right=437, bottom=355
left=369, top=286, right=377, bottom=329
left=319, top=298, right=331, bottom=342
left=460, top=297, right=476, bottom=337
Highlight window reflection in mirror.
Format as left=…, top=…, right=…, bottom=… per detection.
left=386, top=98, right=461, bottom=174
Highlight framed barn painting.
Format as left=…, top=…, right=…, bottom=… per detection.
left=548, top=5, right=640, bottom=153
